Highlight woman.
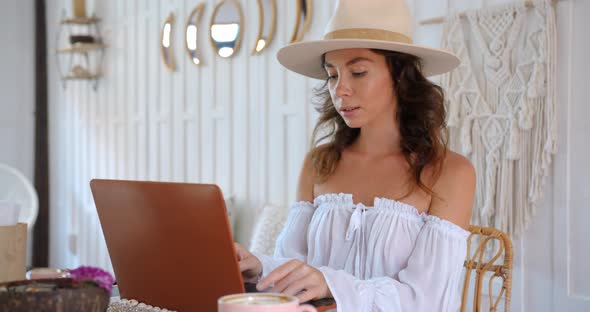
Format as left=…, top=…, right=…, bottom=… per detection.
left=236, top=0, right=475, bottom=311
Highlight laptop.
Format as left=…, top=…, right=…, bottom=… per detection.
left=90, top=179, right=246, bottom=311
left=90, top=179, right=336, bottom=312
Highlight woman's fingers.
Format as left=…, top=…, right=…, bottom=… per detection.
left=234, top=242, right=263, bottom=283
left=281, top=275, right=309, bottom=296
left=234, top=242, right=248, bottom=260
left=268, top=265, right=309, bottom=293
left=296, top=287, right=320, bottom=304
left=238, top=255, right=254, bottom=272
left=257, top=260, right=303, bottom=290
left=256, top=260, right=330, bottom=302
left=238, top=257, right=262, bottom=283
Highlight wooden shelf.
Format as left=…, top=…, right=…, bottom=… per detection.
left=63, top=74, right=101, bottom=80
left=60, top=17, right=101, bottom=25
left=57, top=43, right=106, bottom=54
left=56, top=11, right=105, bottom=91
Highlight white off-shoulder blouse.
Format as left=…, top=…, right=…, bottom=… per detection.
left=254, top=193, right=469, bottom=312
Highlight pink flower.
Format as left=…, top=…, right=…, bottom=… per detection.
left=69, top=266, right=115, bottom=294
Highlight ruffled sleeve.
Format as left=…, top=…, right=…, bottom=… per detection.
left=252, top=201, right=316, bottom=278
left=319, top=216, right=468, bottom=312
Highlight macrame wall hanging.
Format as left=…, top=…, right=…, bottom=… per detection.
left=440, top=0, right=557, bottom=238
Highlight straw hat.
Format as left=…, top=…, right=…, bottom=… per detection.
left=276, top=0, right=460, bottom=79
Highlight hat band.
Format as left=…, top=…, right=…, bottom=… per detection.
left=323, top=28, right=413, bottom=44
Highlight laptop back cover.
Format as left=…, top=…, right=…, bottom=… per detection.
left=90, top=179, right=244, bottom=311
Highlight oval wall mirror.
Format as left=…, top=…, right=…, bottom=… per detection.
left=186, top=3, right=206, bottom=66
left=161, top=12, right=176, bottom=71
left=209, top=0, right=244, bottom=58
left=289, top=0, right=312, bottom=44
left=252, top=0, right=276, bottom=55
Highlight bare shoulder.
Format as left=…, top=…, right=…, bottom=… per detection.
left=439, top=151, right=475, bottom=181
left=296, top=148, right=318, bottom=202
left=429, top=150, right=476, bottom=229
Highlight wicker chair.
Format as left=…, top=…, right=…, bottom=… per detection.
left=461, top=225, right=514, bottom=312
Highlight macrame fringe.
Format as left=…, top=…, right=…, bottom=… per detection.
left=441, top=0, right=557, bottom=239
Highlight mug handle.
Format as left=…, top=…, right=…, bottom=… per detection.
left=298, top=304, right=318, bottom=312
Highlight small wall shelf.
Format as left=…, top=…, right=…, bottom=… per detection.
left=55, top=11, right=106, bottom=91
left=63, top=74, right=101, bottom=80
left=57, top=43, right=106, bottom=54
left=60, top=17, right=101, bottom=25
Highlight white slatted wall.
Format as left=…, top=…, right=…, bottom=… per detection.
left=47, top=0, right=334, bottom=272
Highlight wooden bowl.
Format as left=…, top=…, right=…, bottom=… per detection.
left=0, top=278, right=109, bottom=312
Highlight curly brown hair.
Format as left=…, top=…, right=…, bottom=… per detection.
left=310, top=49, right=447, bottom=197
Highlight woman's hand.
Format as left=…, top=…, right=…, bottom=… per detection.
left=234, top=243, right=263, bottom=283
left=256, top=259, right=332, bottom=303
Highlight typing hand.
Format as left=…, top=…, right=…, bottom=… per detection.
left=256, top=259, right=332, bottom=303
left=234, top=242, right=262, bottom=283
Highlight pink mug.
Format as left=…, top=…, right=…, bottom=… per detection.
left=218, top=293, right=317, bottom=312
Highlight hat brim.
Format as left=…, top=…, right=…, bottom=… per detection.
left=276, top=39, right=460, bottom=79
